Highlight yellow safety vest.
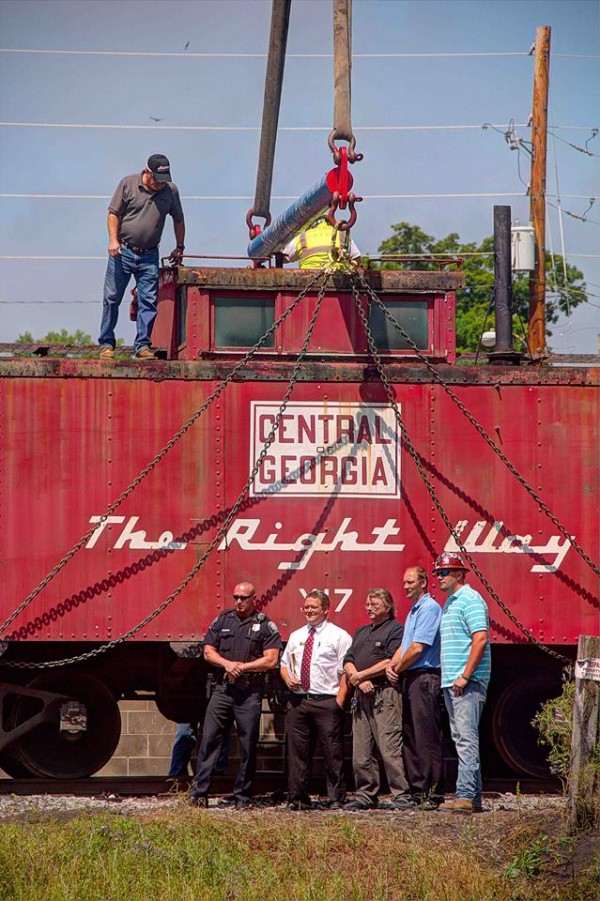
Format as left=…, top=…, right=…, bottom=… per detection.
left=294, top=222, right=343, bottom=269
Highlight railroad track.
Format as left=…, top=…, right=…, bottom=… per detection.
left=0, top=775, right=560, bottom=797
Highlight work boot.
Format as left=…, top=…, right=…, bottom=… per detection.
left=188, top=794, right=208, bottom=809
left=99, top=346, right=114, bottom=360
left=439, top=798, right=474, bottom=813
left=135, top=347, right=156, bottom=360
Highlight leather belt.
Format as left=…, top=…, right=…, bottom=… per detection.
left=303, top=693, right=334, bottom=700
left=121, top=241, right=158, bottom=253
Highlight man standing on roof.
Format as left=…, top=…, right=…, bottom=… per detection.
left=283, top=217, right=361, bottom=269
left=434, top=552, right=491, bottom=814
left=98, top=154, right=186, bottom=360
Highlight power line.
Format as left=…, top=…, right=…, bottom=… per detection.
left=548, top=200, right=599, bottom=226
left=1, top=47, right=598, bottom=59
left=0, top=48, right=529, bottom=58
left=0, top=121, right=533, bottom=132
left=1, top=121, right=596, bottom=136
left=1, top=192, right=596, bottom=201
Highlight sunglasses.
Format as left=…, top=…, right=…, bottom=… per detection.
left=233, top=593, right=254, bottom=600
left=435, top=568, right=458, bottom=577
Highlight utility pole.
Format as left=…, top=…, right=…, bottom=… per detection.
left=528, top=25, right=551, bottom=356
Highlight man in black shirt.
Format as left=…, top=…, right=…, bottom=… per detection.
left=343, top=588, right=408, bottom=810
left=189, top=581, right=282, bottom=810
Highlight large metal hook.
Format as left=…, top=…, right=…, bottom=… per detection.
left=246, top=208, right=272, bottom=240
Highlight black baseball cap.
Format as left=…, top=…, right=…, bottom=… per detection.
left=147, top=154, right=172, bottom=183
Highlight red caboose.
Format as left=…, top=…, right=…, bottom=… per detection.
left=0, top=262, right=598, bottom=780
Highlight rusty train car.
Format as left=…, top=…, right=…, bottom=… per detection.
left=0, top=261, right=598, bottom=781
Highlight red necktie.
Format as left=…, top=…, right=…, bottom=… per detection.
left=300, top=628, right=315, bottom=691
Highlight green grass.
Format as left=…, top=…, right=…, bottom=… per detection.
left=0, top=807, right=597, bottom=901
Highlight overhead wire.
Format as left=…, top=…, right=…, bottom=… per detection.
left=0, top=192, right=595, bottom=201
left=0, top=121, right=530, bottom=131
left=1, top=47, right=598, bottom=58
left=547, top=126, right=599, bottom=156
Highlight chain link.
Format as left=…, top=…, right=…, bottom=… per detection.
left=4, top=272, right=327, bottom=670
left=354, top=269, right=599, bottom=579
left=350, top=279, right=570, bottom=665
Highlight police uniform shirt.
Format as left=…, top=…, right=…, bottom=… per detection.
left=281, top=619, right=352, bottom=695
left=343, top=618, right=404, bottom=686
left=204, top=608, right=282, bottom=663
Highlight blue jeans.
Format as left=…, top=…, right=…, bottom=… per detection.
left=98, top=245, right=159, bottom=352
left=168, top=723, right=197, bottom=778
left=443, top=681, right=486, bottom=803
left=168, top=721, right=231, bottom=778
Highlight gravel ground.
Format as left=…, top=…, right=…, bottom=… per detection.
left=0, top=790, right=567, bottom=821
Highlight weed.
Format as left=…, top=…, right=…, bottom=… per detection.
left=533, top=676, right=600, bottom=830
left=533, top=679, right=575, bottom=784
left=504, top=834, right=549, bottom=879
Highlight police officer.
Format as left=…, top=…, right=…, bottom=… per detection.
left=189, top=582, right=282, bottom=810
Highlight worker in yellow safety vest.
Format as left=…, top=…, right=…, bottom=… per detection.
left=283, top=218, right=362, bottom=270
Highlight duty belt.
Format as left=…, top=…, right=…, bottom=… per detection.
left=217, top=673, right=263, bottom=688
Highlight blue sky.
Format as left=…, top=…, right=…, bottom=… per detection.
left=0, top=0, right=598, bottom=352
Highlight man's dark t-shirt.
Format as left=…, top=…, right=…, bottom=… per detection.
left=108, top=172, right=184, bottom=248
left=343, top=618, right=404, bottom=687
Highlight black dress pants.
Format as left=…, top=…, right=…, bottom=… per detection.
left=401, top=669, right=444, bottom=801
left=286, top=694, right=345, bottom=804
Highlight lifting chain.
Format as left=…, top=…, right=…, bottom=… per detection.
left=325, top=227, right=359, bottom=273
left=0, top=269, right=328, bottom=642
left=354, top=268, right=599, bottom=580
left=4, top=273, right=331, bottom=669
left=349, top=278, right=571, bottom=665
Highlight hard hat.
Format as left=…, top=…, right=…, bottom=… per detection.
left=433, top=552, right=469, bottom=572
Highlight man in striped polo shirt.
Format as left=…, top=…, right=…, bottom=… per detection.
left=434, top=553, right=491, bottom=814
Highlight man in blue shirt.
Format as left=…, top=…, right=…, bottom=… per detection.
left=386, top=566, right=444, bottom=810
left=435, top=552, right=491, bottom=814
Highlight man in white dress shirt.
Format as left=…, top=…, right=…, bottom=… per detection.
left=280, top=589, right=352, bottom=810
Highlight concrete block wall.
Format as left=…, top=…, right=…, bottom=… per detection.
left=98, top=700, right=287, bottom=778
left=97, top=700, right=179, bottom=777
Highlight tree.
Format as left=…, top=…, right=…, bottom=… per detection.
left=377, top=222, right=588, bottom=352
left=17, top=329, right=93, bottom=345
